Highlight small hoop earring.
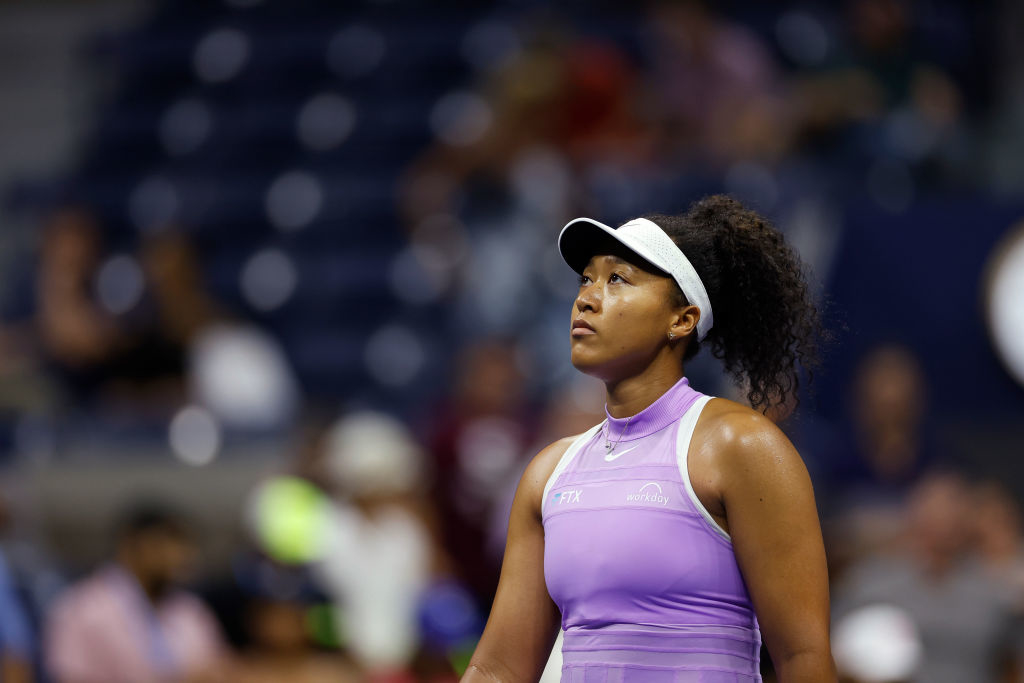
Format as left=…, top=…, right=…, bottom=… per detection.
left=668, top=332, right=676, bottom=340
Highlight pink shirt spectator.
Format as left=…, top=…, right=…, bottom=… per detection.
left=45, top=565, right=225, bottom=683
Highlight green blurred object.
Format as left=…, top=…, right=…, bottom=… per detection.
left=448, top=637, right=479, bottom=677
left=305, top=603, right=344, bottom=649
left=251, top=476, right=332, bottom=564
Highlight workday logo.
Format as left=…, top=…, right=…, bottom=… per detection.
left=551, top=489, right=582, bottom=504
left=626, top=482, right=669, bottom=506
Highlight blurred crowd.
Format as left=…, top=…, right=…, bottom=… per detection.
left=0, top=0, right=1022, bottom=682
left=0, top=353, right=597, bottom=683
left=5, top=334, right=1024, bottom=683
left=0, top=207, right=299, bottom=433
left=0, top=334, right=1022, bottom=682
left=1, top=0, right=1009, bottom=421
left=400, top=0, right=984, bottom=349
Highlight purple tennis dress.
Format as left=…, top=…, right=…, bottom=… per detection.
left=542, top=377, right=762, bottom=682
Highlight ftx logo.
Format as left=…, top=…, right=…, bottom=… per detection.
left=552, top=489, right=582, bottom=504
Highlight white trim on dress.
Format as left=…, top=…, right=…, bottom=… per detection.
left=675, top=395, right=732, bottom=542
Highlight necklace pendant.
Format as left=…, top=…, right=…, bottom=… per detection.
left=605, top=442, right=614, bottom=454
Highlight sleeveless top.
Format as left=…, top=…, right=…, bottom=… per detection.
left=542, top=377, right=762, bottom=682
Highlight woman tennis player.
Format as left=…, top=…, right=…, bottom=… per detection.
left=462, top=195, right=835, bottom=682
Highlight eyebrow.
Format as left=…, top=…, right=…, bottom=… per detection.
left=587, top=253, right=667, bottom=280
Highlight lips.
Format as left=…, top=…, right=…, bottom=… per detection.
left=571, top=319, right=596, bottom=337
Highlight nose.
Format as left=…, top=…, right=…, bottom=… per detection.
left=575, top=279, right=600, bottom=314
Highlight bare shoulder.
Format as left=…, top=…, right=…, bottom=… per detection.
left=524, top=435, right=578, bottom=486
left=694, top=397, right=803, bottom=476
left=688, top=396, right=814, bottom=534
left=517, top=433, right=586, bottom=520
left=698, top=397, right=787, bottom=440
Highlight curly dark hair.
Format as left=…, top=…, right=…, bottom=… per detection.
left=644, top=195, right=831, bottom=414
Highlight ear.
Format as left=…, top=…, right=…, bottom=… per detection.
left=669, top=304, right=701, bottom=341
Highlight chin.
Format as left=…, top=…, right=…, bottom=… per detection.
left=570, top=349, right=612, bottom=380
left=570, top=353, right=596, bottom=375
left=571, top=342, right=653, bottom=383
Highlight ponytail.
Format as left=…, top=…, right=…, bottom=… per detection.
left=645, top=195, right=830, bottom=413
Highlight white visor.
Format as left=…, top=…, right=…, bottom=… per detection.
left=558, top=216, right=714, bottom=341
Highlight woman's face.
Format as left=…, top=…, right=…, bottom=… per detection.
left=569, top=250, right=687, bottom=381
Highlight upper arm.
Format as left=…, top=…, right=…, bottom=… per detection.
left=715, top=413, right=835, bottom=679
left=462, top=438, right=571, bottom=683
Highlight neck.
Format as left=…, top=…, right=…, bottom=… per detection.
left=604, top=361, right=686, bottom=419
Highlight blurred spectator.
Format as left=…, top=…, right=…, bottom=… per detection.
left=11, top=213, right=201, bottom=415
left=135, top=230, right=299, bottom=428
left=0, top=486, right=59, bottom=683
left=844, top=0, right=932, bottom=107
left=0, top=213, right=194, bottom=417
left=486, top=376, right=605, bottom=561
left=818, top=344, right=944, bottom=576
left=34, top=206, right=124, bottom=405
left=643, top=0, right=791, bottom=167
left=425, top=340, right=535, bottom=605
left=232, top=597, right=355, bottom=683
left=398, top=28, right=649, bottom=345
left=229, top=557, right=358, bottom=683
left=100, top=230, right=217, bottom=410
left=138, top=232, right=218, bottom=355
left=399, top=29, right=565, bottom=226
left=822, top=344, right=943, bottom=503
left=833, top=472, right=1024, bottom=683
left=5, top=218, right=298, bottom=427
left=791, top=0, right=968, bottom=184
left=401, top=25, right=648, bottom=227
left=554, top=40, right=653, bottom=168
left=44, top=503, right=227, bottom=683
left=0, top=547, right=32, bottom=683
left=842, top=344, right=934, bottom=490
left=973, top=480, right=1024, bottom=598
left=311, top=411, right=454, bottom=676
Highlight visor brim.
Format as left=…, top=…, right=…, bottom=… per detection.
left=557, top=217, right=669, bottom=276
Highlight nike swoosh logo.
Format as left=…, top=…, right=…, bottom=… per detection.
left=604, top=445, right=640, bottom=462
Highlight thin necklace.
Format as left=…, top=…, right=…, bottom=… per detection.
left=604, top=415, right=634, bottom=454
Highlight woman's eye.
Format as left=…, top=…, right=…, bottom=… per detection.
left=610, top=272, right=624, bottom=283
left=578, top=274, right=591, bottom=286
